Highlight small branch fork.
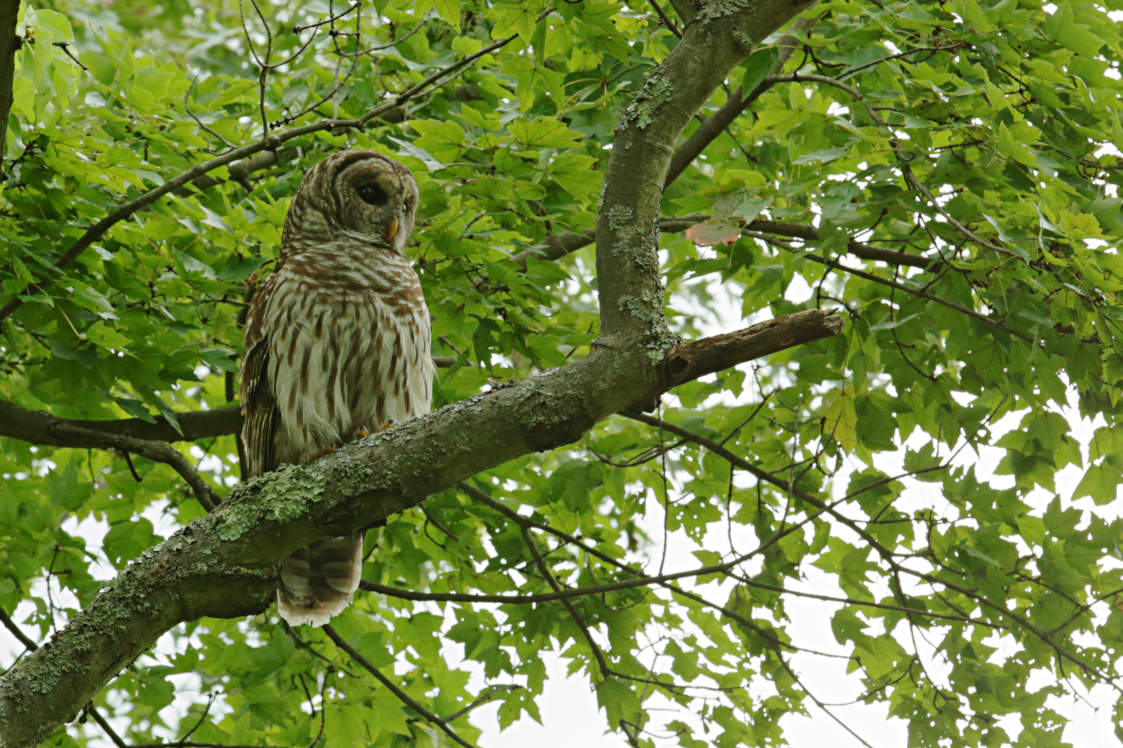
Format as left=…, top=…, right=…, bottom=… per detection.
left=48, top=423, right=219, bottom=511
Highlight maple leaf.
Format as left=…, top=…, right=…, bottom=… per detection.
left=685, top=219, right=741, bottom=246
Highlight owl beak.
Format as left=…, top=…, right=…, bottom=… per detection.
left=386, top=216, right=399, bottom=242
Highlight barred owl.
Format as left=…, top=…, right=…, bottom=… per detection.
left=240, top=149, right=433, bottom=627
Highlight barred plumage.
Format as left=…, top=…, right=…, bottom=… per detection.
left=240, top=150, right=433, bottom=627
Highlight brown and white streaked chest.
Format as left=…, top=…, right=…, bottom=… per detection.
left=258, top=243, right=434, bottom=463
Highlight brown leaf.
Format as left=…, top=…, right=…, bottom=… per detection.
left=685, top=220, right=741, bottom=247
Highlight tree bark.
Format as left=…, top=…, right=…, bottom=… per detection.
left=0, top=399, right=241, bottom=445
left=0, top=0, right=19, bottom=174
left=0, top=3, right=819, bottom=745
left=595, top=0, right=814, bottom=344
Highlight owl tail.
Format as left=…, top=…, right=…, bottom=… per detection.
left=277, top=533, right=362, bottom=627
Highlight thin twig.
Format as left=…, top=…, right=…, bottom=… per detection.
left=185, top=75, right=236, bottom=149
left=647, top=0, right=681, bottom=37
left=625, top=412, right=1122, bottom=693
left=361, top=574, right=985, bottom=626
left=0, top=607, right=37, bottom=651
left=520, top=525, right=610, bottom=679
left=322, top=625, right=477, bottom=748
left=51, top=41, right=88, bottom=71
left=83, top=705, right=127, bottom=748
left=293, top=2, right=359, bottom=33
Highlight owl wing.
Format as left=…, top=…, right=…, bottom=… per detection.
left=240, top=276, right=280, bottom=477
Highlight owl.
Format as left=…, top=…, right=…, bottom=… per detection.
left=240, top=149, right=434, bottom=627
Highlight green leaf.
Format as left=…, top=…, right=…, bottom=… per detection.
left=595, top=679, right=642, bottom=728
left=1073, top=463, right=1121, bottom=506
left=741, top=47, right=779, bottom=94
left=824, top=391, right=858, bottom=452
left=103, top=518, right=158, bottom=566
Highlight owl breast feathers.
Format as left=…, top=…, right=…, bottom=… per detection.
left=239, top=149, right=434, bottom=627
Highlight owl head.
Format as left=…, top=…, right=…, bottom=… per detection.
left=281, top=149, right=419, bottom=255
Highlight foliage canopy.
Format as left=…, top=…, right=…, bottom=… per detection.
left=1, top=0, right=1122, bottom=746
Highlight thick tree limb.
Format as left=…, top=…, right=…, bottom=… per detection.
left=0, top=315, right=840, bottom=747
left=0, top=347, right=632, bottom=747
left=597, top=0, right=817, bottom=341
left=596, top=0, right=813, bottom=343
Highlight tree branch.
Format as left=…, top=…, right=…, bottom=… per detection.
left=515, top=214, right=937, bottom=271
left=747, top=218, right=937, bottom=268
left=0, top=347, right=628, bottom=747
left=0, top=605, right=36, bottom=653
left=47, top=423, right=219, bottom=511
left=364, top=561, right=982, bottom=626
left=660, top=308, right=844, bottom=390
left=511, top=229, right=594, bottom=269
left=0, top=0, right=18, bottom=176
left=0, top=305, right=844, bottom=745
left=0, top=398, right=241, bottom=445
left=520, top=524, right=610, bottom=679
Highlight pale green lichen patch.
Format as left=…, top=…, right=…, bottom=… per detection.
left=623, top=76, right=674, bottom=130
left=647, top=328, right=679, bottom=364
left=216, top=464, right=326, bottom=540
left=617, top=289, right=665, bottom=327
left=265, top=463, right=328, bottom=522
left=698, top=0, right=752, bottom=22
left=617, top=285, right=677, bottom=364
left=616, top=293, right=647, bottom=319
left=615, top=238, right=657, bottom=272
left=732, top=30, right=756, bottom=50
left=606, top=204, right=634, bottom=230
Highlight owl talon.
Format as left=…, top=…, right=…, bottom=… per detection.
left=303, top=444, right=336, bottom=463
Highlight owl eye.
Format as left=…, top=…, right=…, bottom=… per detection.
left=356, top=183, right=388, bottom=205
